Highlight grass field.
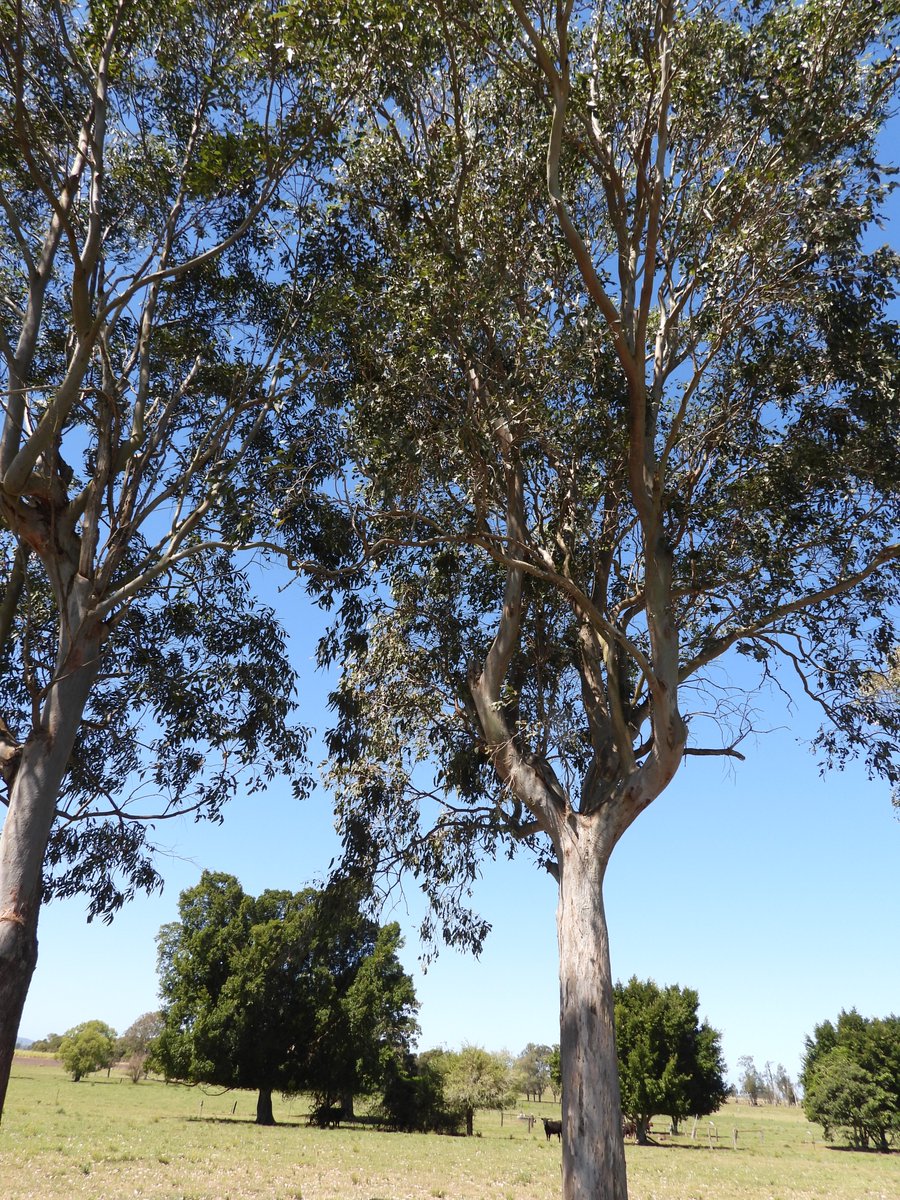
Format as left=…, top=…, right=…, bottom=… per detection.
left=2, top=1055, right=898, bottom=1200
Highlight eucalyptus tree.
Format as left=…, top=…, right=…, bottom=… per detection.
left=0, top=0, right=391, bottom=1115
left=309, top=2, right=900, bottom=1197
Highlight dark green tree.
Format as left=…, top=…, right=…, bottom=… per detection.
left=58, top=1019, right=117, bottom=1082
left=303, top=2, right=900, bottom=1196
left=801, top=1010, right=900, bottom=1150
left=377, top=1050, right=461, bottom=1133
left=151, top=871, right=418, bottom=1125
left=614, top=978, right=727, bottom=1143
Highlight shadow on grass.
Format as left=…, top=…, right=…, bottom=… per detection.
left=187, top=1116, right=308, bottom=1129
left=628, top=1140, right=733, bottom=1152
left=821, top=1143, right=899, bottom=1155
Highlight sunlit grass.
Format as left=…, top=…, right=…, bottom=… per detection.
left=3, top=1057, right=899, bottom=1199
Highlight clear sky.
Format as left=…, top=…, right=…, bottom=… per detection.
left=12, top=100, right=900, bottom=1098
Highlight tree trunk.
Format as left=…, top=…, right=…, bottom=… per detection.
left=465, top=1105, right=474, bottom=1137
left=0, top=617, right=102, bottom=1119
left=340, top=1088, right=354, bottom=1119
left=256, top=1087, right=275, bottom=1125
left=557, top=825, right=628, bottom=1200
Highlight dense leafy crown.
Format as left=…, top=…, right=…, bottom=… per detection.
left=152, top=871, right=419, bottom=1102
left=801, top=1009, right=900, bottom=1149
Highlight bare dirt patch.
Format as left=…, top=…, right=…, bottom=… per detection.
left=12, top=1054, right=60, bottom=1069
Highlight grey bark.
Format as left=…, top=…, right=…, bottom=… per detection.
left=556, top=821, right=628, bottom=1200
left=0, top=603, right=103, bottom=1117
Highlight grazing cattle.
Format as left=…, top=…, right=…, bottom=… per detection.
left=542, top=1117, right=562, bottom=1141
left=310, top=1103, right=346, bottom=1128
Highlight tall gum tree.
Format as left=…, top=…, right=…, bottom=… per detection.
left=308, top=2, right=900, bottom=1198
left=0, top=0, right=390, bottom=1116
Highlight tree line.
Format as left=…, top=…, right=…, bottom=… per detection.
left=26, top=888, right=900, bottom=1154
left=2, top=3, right=899, bottom=1197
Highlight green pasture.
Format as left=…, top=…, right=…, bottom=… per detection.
left=2, top=1056, right=898, bottom=1200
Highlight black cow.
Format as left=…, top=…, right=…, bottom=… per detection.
left=542, top=1117, right=562, bottom=1141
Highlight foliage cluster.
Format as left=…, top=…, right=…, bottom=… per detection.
left=151, top=871, right=419, bottom=1124
left=736, top=1055, right=797, bottom=1107
left=802, top=1009, right=900, bottom=1150
left=513, top=1042, right=556, bottom=1102
left=57, top=1020, right=116, bottom=1082
left=614, top=977, right=728, bottom=1141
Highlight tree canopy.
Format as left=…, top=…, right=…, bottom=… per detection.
left=614, top=977, right=727, bottom=1141
left=58, top=1019, right=117, bottom=1082
left=434, top=1044, right=513, bottom=1136
left=801, top=1009, right=900, bottom=1150
left=514, top=1042, right=554, bottom=1101
left=151, top=871, right=419, bottom=1125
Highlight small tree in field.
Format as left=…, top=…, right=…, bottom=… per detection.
left=439, top=1045, right=513, bottom=1136
left=614, top=979, right=727, bottom=1142
left=801, top=1010, right=900, bottom=1150
left=737, top=1056, right=763, bottom=1106
left=118, top=1011, right=163, bottom=1083
left=515, top=1043, right=553, bottom=1102
left=58, top=1020, right=116, bottom=1082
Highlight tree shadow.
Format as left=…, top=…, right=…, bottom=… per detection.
left=629, top=1140, right=732, bottom=1153
left=821, top=1143, right=899, bottom=1155
left=187, top=1116, right=307, bottom=1129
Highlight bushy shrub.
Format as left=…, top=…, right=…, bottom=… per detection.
left=58, top=1021, right=116, bottom=1082
left=377, top=1052, right=463, bottom=1133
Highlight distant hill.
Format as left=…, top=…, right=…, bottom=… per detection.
left=15, top=1037, right=34, bottom=1049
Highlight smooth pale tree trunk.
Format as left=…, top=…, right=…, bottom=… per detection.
left=0, top=609, right=102, bottom=1119
left=556, top=821, right=628, bottom=1200
left=256, top=1087, right=275, bottom=1125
